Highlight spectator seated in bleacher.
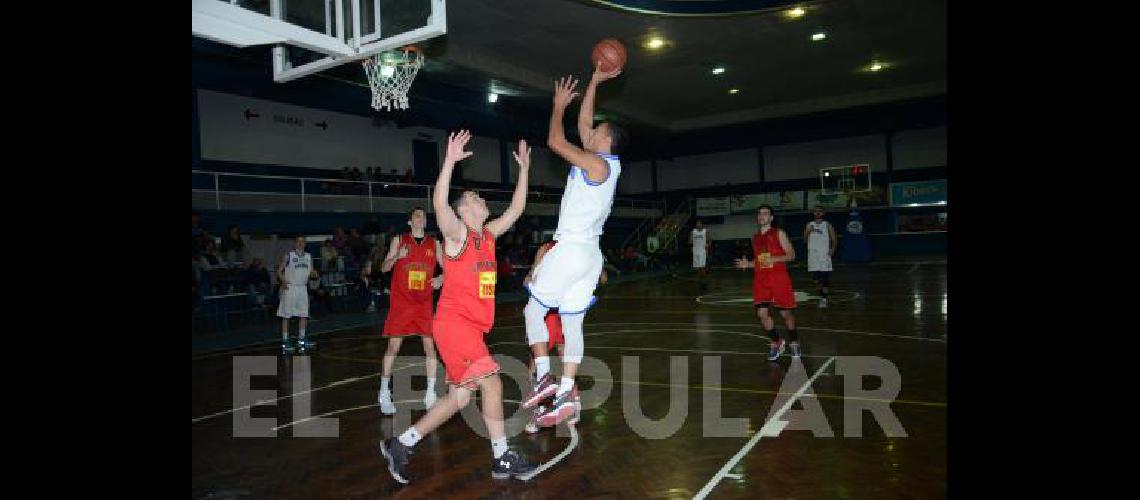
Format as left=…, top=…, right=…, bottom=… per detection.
left=331, top=226, right=347, bottom=256
left=622, top=245, right=648, bottom=272
left=308, top=268, right=332, bottom=316
left=220, top=225, right=246, bottom=264
left=363, top=215, right=382, bottom=245
left=498, top=254, right=520, bottom=292
left=346, top=227, right=369, bottom=264
left=361, top=245, right=388, bottom=311
left=320, top=239, right=338, bottom=273
left=198, top=239, right=227, bottom=273
left=192, top=213, right=206, bottom=249
left=602, top=250, right=622, bottom=278
left=244, top=257, right=271, bottom=293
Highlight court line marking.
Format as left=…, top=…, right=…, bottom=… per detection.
left=190, top=362, right=424, bottom=424
left=696, top=289, right=862, bottom=306
left=489, top=341, right=946, bottom=408
left=195, top=321, right=940, bottom=423
left=192, top=332, right=381, bottom=360
left=272, top=398, right=525, bottom=431
left=693, top=356, right=836, bottom=500
left=588, top=377, right=945, bottom=408
left=519, top=424, right=579, bottom=481
left=496, top=322, right=946, bottom=344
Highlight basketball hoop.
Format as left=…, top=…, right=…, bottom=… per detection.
left=362, top=46, right=423, bottom=111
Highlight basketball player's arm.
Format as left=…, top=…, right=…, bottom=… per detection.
left=828, top=223, right=838, bottom=255
left=433, top=130, right=473, bottom=243
left=548, top=76, right=609, bottom=184
left=486, top=140, right=532, bottom=238
left=276, top=255, right=287, bottom=287
left=577, top=64, right=622, bottom=143
left=380, top=237, right=402, bottom=273
left=773, top=230, right=796, bottom=263
left=432, top=239, right=445, bottom=289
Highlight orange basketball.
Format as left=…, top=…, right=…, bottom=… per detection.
left=591, top=38, right=627, bottom=73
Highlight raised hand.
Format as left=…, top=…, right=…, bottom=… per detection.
left=444, top=130, right=474, bottom=165
left=553, top=76, right=580, bottom=109
left=591, top=62, right=622, bottom=83
left=512, top=139, right=532, bottom=171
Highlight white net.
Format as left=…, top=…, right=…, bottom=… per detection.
left=362, top=48, right=423, bottom=111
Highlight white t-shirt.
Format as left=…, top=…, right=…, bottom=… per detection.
left=691, top=228, right=707, bottom=253
left=554, top=154, right=622, bottom=243
left=807, top=220, right=832, bottom=252
left=282, top=251, right=313, bottom=285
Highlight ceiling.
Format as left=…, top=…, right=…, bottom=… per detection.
left=205, top=0, right=946, bottom=133
left=427, top=0, right=946, bottom=131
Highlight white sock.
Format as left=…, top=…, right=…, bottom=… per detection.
left=381, top=377, right=391, bottom=392
left=535, top=356, right=551, bottom=381
left=426, top=377, right=436, bottom=390
left=299, top=328, right=307, bottom=339
left=556, top=376, right=574, bottom=397
left=491, top=438, right=509, bottom=459
left=398, top=427, right=421, bottom=447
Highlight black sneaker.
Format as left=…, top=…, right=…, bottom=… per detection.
left=491, top=448, right=537, bottom=480
left=380, top=437, right=414, bottom=484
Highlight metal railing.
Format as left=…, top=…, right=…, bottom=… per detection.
left=191, top=170, right=665, bottom=213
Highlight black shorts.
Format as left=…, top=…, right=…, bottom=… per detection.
left=755, top=302, right=793, bottom=311
left=811, top=271, right=831, bottom=286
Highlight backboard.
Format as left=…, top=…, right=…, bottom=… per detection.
left=819, top=164, right=872, bottom=195
left=192, top=0, right=446, bottom=83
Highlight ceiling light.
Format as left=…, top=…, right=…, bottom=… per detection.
left=812, top=32, right=827, bottom=41
left=870, top=62, right=883, bottom=72
left=729, top=88, right=740, bottom=94
left=712, top=67, right=726, bottom=75
left=785, top=7, right=805, bottom=19
left=646, top=37, right=665, bottom=50
left=488, top=92, right=498, bottom=103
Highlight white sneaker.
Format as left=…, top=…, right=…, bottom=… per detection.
left=423, top=389, right=438, bottom=409
left=818, top=298, right=829, bottom=309
left=378, top=389, right=396, bottom=415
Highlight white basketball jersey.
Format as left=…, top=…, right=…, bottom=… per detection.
left=691, top=228, right=707, bottom=251
left=554, top=154, right=622, bottom=243
left=283, top=251, right=313, bottom=285
left=807, top=220, right=831, bottom=252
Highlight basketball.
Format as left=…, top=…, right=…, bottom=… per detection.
left=591, top=38, right=627, bottom=73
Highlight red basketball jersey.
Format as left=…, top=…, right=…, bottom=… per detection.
left=437, top=228, right=498, bottom=331
left=752, top=227, right=789, bottom=274
left=390, top=233, right=439, bottom=305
